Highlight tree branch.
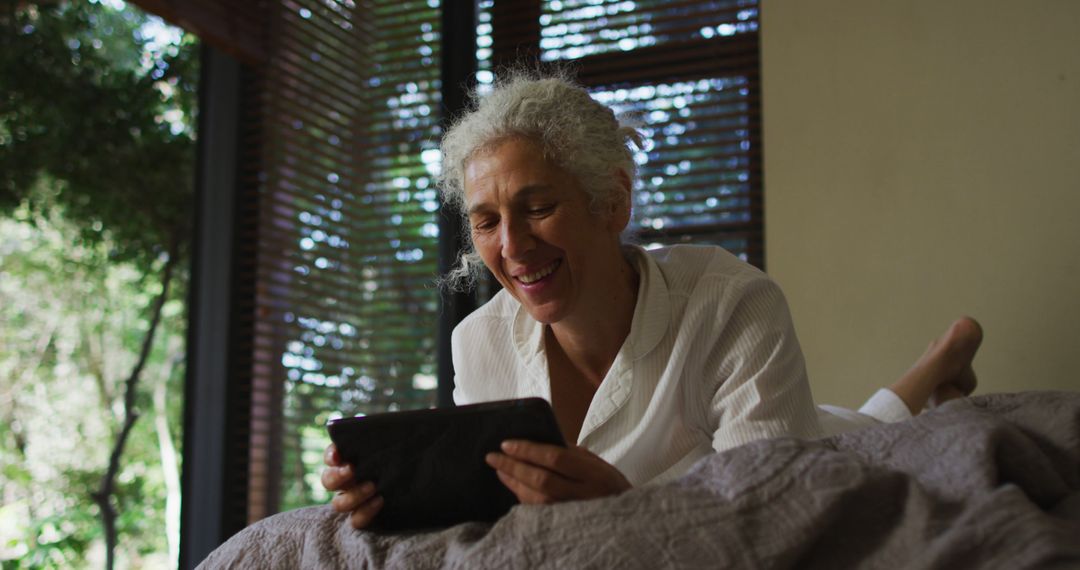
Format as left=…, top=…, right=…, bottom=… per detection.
left=91, top=242, right=178, bottom=570
left=79, top=311, right=113, bottom=408
left=154, top=348, right=184, bottom=566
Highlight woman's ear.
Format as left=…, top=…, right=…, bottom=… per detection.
left=607, top=169, right=633, bottom=233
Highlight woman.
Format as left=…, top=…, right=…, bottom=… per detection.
left=322, top=73, right=983, bottom=529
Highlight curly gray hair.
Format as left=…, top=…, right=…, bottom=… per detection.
left=438, top=71, right=643, bottom=290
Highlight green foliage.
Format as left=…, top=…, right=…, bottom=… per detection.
left=0, top=1, right=195, bottom=567
left=0, top=202, right=187, bottom=568
left=0, top=0, right=198, bottom=270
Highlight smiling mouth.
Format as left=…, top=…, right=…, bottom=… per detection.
left=516, top=260, right=561, bottom=284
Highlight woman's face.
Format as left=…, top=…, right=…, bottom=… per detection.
left=463, top=136, right=628, bottom=326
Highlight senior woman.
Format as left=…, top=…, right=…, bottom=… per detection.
left=322, top=73, right=982, bottom=529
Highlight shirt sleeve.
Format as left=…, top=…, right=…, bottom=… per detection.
left=857, top=388, right=913, bottom=423
left=700, top=276, right=824, bottom=452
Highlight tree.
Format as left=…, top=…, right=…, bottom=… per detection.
left=0, top=2, right=196, bottom=567
left=0, top=200, right=186, bottom=568
left=0, top=1, right=197, bottom=268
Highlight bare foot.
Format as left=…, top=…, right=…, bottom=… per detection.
left=934, top=355, right=978, bottom=406
left=889, top=317, right=983, bottom=414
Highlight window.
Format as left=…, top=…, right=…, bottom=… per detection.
left=131, top=0, right=762, bottom=548
left=239, top=0, right=446, bottom=518
left=486, top=0, right=763, bottom=265
left=255, top=0, right=763, bottom=519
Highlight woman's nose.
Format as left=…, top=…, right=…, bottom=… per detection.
left=499, top=218, right=535, bottom=259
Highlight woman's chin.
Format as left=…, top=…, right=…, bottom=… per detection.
left=517, top=294, right=577, bottom=326
left=522, top=304, right=565, bottom=326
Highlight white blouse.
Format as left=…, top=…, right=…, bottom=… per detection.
left=451, top=245, right=909, bottom=486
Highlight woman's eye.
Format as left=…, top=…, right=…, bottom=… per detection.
left=528, top=205, right=555, bottom=216
left=471, top=219, right=496, bottom=232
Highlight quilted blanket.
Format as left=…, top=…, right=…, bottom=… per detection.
left=198, top=391, right=1080, bottom=569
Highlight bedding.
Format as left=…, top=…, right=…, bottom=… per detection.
left=198, top=391, right=1080, bottom=569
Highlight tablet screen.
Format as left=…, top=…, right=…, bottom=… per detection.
left=327, top=398, right=564, bottom=531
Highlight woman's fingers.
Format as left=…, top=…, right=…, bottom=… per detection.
left=498, top=441, right=604, bottom=481
left=327, top=478, right=382, bottom=529
left=331, top=481, right=376, bottom=512
left=323, top=443, right=341, bottom=467
left=347, top=494, right=384, bottom=529
left=321, top=443, right=383, bottom=529
left=321, top=443, right=359, bottom=494
left=333, top=481, right=383, bottom=529
left=320, top=464, right=354, bottom=492
left=486, top=441, right=631, bottom=504
left=496, top=469, right=560, bottom=504
left=486, top=452, right=576, bottom=501
left=321, top=443, right=349, bottom=492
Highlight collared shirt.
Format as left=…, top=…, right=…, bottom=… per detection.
left=451, top=244, right=903, bottom=486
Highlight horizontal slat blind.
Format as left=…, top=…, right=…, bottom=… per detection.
left=136, top=0, right=458, bottom=540
left=251, top=0, right=444, bottom=516
left=138, top=0, right=449, bottom=529
left=593, top=77, right=758, bottom=252
left=539, top=0, right=759, bottom=61
left=489, top=0, right=763, bottom=266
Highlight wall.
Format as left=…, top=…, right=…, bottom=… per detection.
left=761, top=0, right=1080, bottom=408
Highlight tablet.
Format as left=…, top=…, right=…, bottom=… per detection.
left=326, top=397, right=565, bottom=532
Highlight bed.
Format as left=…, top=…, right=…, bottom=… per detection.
left=198, top=391, right=1080, bottom=568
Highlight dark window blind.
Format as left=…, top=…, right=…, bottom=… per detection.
left=250, top=0, right=444, bottom=516
left=139, top=0, right=446, bottom=523
left=488, top=0, right=763, bottom=266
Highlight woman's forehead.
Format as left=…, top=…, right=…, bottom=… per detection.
left=466, top=136, right=546, bottom=172
left=464, top=139, right=570, bottom=198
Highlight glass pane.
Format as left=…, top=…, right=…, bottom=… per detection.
left=0, top=4, right=195, bottom=566
left=272, top=0, right=443, bottom=513
left=540, top=0, right=759, bottom=61
left=591, top=77, right=754, bottom=252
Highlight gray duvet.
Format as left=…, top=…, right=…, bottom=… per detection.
left=199, top=392, right=1080, bottom=569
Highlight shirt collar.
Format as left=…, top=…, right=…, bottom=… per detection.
left=622, top=244, right=671, bottom=361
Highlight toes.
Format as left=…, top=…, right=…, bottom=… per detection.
left=931, top=317, right=983, bottom=377
left=954, top=365, right=978, bottom=395
left=946, top=317, right=983, bottom=353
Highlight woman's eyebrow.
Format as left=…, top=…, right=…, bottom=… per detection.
left=466, top=185, right=553, bottom=216
left=511, top=185, right=554, bottom=202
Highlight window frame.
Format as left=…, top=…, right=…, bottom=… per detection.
left=488, top=0, right=765, bottom=268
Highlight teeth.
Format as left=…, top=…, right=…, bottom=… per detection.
left=518, top=261, right=558, bottom=284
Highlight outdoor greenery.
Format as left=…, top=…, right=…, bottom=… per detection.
left=0, top=1, right=196, bottom=567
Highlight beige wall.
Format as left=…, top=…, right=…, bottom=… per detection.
left=761, top=0, right=1080, bottom=408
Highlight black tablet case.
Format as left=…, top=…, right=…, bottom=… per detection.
left=327, top=398, right=565, bottom=532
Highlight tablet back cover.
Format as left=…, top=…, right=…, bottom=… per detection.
left=327, top=398, right=563, bottom=531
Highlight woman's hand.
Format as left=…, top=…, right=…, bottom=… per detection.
left=321, top=443, right=383, bottom=529
left=484, top=440, right=631, bottom=504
